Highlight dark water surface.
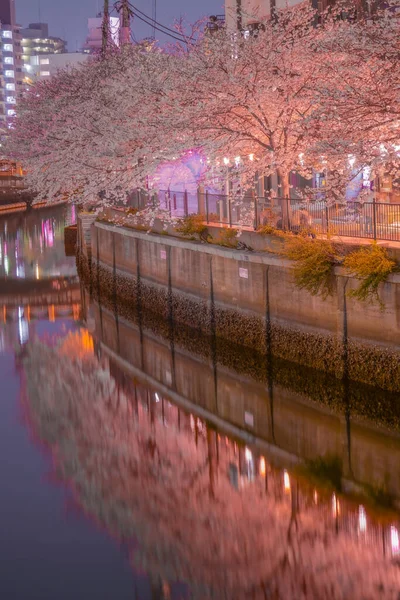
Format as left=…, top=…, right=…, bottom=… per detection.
left=1, top=206, right=400, bottom=599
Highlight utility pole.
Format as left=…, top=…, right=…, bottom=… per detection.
left=119, top=0, right=131, bottom=46
left=101, top=0, right=110, bottom=57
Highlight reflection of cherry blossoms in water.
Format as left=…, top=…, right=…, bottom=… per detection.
left=20, top=334, right=400, bottom=599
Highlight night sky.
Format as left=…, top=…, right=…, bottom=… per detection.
left=16, top=0, right=223, bottom=51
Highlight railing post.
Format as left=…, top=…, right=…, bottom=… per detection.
left=184, top=190, right=188, bottom=217
left=325, top=203, right=329, bottom=235
left=228, top=195, right=232, bottom=227
left=173, top=194, right=177, bottom=211
left=372, top=197, right=377, bottom=241
left=286, top=196, right=290, bottom=231
left=205, top=190, right=209, bottom=224
left=253, top=191, right=258, bottom=231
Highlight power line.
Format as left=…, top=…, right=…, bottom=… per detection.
left=129, top=8, right=189, bottom=43
left=128, top=3, right=195, bottom=42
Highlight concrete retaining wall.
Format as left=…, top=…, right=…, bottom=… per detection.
left=80, top=218, right=400, bottom=391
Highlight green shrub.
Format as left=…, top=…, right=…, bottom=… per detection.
left=175, top=214, right=209, bottom=241
left=216, top=227, right=239, bottom=248
left=257, top=224, right=277, bottom=236
left=281, top=234, right=337, bottom=299
left=343, top=243, right=398, bottom=307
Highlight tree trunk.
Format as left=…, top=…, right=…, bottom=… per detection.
left=277, top=169, right=291, bottom=230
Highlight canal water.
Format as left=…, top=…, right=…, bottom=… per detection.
left=1, top=206, right=400, bottom=599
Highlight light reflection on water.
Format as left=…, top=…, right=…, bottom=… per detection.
left=15, top=326, right=400, bottom=599
left=0, top=205, right=76, bottom=280
left=1, top=206, right=400, bottom=598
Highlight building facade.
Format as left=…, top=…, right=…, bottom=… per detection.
left=21, top=23, right=66, bottom=85
left=0, top=0, right=23, bottom=130
left=83, top=15, right=121, bottom=54
left=34, top=52, right=89, bottom=79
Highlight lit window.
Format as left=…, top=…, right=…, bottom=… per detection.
left=40, top=71, right=50, bottom=77
left=4, top=57, right=13, bottom=64
left=6, top=96, right=16, bottom=104
left=2, top=31, right=12, bottom=39
left=7, top=109, right=16, bottom=117
left=6, top=83, right=15, bottom=90
left=5, top=70, right=15, bottom=78
left=3, top=43, right=12, bottom=52
left=40, top=58, right=49, bottom=65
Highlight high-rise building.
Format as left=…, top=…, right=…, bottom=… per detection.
left=83, top=14, right=121, bottom=54
left=0, top=0, right=23, bottom=129
left=21, top=23, right=66, bottom=84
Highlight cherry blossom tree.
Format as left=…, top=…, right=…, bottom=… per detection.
left=7, top=3, right=400, bottom=214
left=308, top=6, right=400, bottom=200
left=8, top=46, right=178, bottom=207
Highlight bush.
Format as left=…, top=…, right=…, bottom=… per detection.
left=343, top=243, right=398, bottom=307
left=175, top=214, right=209, bottom=241
left=216, top=227, right=239, bottom=248
left=257, top=224, right=278, bottom=236
left=281, top=234, right=337, bottom=299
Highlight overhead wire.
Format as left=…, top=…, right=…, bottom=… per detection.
left=127, top=2, right=196, bottom=43
left=129, top=9, right=189, bottom=43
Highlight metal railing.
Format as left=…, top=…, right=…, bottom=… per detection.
left=128, top=189, right=400, bottom=243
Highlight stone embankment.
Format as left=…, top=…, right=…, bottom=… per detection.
left=77, top=215, right=400, bottom=392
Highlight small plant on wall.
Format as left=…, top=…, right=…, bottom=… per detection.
left=343, top=243, right=398, bottom=308
left=175, top=214, right=210, bottom=242
left=216, top=228, right=239, bottom=248
left=281, top=234, right=338, bottom=299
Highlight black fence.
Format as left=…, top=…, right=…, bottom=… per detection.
left=129, top=189, right=400, bottom=243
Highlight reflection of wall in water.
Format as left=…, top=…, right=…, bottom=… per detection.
left=94, top=304, right=400, bottom=500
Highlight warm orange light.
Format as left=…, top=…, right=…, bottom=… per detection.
left=283, top=470, right=291, bottom=493
left=259, top=456, right=266, bottom=476
left=59, top=329, right=94, bottom=359
left=48, top=305, right=55, bottom=322
left=332, top=493, right=340, bottom=517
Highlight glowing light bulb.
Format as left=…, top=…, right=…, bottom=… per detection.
left=259, top=456, right=266, bottom=476
left=249, top=153, right=254, bottom=161
left=223, top=157, right=229, bottom=165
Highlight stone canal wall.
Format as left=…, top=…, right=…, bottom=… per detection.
left=79, top=218, right=400, bottom=391
left=94, top=304, right=400, bottom=503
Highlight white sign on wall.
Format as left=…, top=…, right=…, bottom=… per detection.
left=239, top=267, right=248, bottom=279
left=244, top=411, right=254, bottom=427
